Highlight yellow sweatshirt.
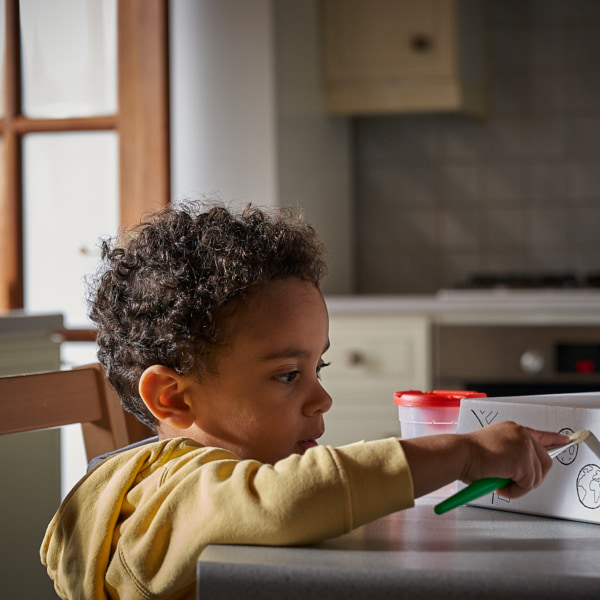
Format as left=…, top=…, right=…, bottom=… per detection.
left=41, top=437, right=414, bottom=600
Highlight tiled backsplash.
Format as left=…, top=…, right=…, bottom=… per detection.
left=354, top=0, right=600, bottom=293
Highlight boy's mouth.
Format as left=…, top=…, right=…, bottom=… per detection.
left=297, top=438, right=318, bottom=452
left=297, top=433, right=322, bottom=453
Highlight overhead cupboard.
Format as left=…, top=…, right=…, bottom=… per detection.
left=320, top=0, right=487, bottom=116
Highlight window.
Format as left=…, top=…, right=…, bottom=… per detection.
left=0, top=0, right=170, bottom=322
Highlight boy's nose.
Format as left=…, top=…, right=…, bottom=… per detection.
left=303, top=382, right=332, bottom=416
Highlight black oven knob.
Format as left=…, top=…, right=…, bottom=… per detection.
left=520, top=350, right=545, bottom=375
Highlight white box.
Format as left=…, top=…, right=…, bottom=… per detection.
left=456, top=392, right=600, bottom=525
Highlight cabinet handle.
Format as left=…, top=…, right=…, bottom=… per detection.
left=520, top=350, right=545, bottom=375
left=346, top=351, right=365, bottom=366
left=410, top=34, right=433, bottom=53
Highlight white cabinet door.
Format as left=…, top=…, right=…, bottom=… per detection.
left=321, top=315, right=431, bottom=446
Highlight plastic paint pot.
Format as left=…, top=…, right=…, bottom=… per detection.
left=393, top=389, right=487, bottom=439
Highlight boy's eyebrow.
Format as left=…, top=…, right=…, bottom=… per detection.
left=260, top=340, right=330, bottom=361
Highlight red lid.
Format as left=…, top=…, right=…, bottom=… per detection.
left=393, top=389, right=487, bottom=407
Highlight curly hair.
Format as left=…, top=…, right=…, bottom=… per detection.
left=88, top=202, right=328, bottom=431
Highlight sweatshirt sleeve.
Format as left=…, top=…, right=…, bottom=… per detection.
left=108, top=438, right=413, bottom=596
left=43, top=437, right=414, bottom=600
left=210, top=437, right=415, bottom=546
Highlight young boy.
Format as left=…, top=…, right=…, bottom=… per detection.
left=41, top=202, right=568, bottom=600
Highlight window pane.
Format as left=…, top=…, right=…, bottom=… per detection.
left=23, top=132, right=118, bottom=326
left=20, top=0, right=117, bottom=118
left=0, top=0, right=5, bottom=118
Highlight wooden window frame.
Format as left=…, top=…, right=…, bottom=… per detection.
left=0, top=0, right=170, bottom=311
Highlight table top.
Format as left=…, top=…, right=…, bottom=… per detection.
left=197, top=498, right=600, bottom=599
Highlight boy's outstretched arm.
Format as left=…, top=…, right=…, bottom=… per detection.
left=399, top=421, right=570, bottom=499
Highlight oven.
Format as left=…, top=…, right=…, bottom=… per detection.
left=433, top=323, right=600, bottom=397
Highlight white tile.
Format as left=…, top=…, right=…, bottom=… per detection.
left=439, top=208, right=481, bottom=250
left=525, top=28, right=565, bottom=70
left=484, top=207, right=526, bottom=250
left=439, top=164, right=480, bottom=206
left=528, top=207, right=573, bottom=248
left=525, top=74, right=566, bottom=114
left=490, top=73, right=525, bottom=115
left=480, top=119, right=526, bottom=157
left=481, top=163, right=525, bottom=205
left=525, top=161, right=567, bottom=204
left=523, top=118, right=566, bottom=156
left=567, top=161, right=600, bottom=200
left=565, top=117, right=600, bottom=155
left=490, top=29, right=525, bottom=73
left=440, top=118, right=482, bottom=160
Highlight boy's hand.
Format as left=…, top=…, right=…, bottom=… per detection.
left=460, top=422, right=570, bottom=499
left=399, top=422, right=570, bottom=499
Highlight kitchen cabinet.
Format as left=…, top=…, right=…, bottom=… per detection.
left=321, top=0, right=487, bottom=116
left=321, top=314, right=431, bottom=446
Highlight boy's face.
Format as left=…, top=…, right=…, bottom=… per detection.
left=186, top=277, right=332, bottom=464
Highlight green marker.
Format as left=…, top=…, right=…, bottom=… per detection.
left=434, top=477, right=510, bottom=515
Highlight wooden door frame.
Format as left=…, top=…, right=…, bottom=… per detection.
left=0, top=0, right=170, bottom=311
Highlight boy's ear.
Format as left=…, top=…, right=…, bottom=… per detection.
left=138, top=365, right=195, bottom=430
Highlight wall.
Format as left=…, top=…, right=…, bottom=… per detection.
left=170, top=0, right=354, bottom=293
left=274, top=0, right=354, bottom=293
left=170, top=0, right=278, bottom=207
left=354, top=0, right=600, bottom=294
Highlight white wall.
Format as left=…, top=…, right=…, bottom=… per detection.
left=170, top=0, right=354, bottom=293
left=273, top=0, right=354, bottom=293
left=170, top=0, right=277, bottom=207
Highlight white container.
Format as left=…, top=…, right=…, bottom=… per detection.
left=394, top=390, right=487, bottom=500
left=394, top=390, right=486, bottom=439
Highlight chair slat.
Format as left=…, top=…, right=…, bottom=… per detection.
left=0, top=369, right=103, bottom=434
left=0, top=364, right=152, bottom=462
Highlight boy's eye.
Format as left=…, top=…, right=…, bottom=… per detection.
left=275, top=371, right=299, bottom=384
left=274, top=362, right=331, bottom=384
left=316, top=361, right=331, bottom=379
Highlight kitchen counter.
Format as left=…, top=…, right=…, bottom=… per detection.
left=325, top=290, right=600, bottom=324
left=197, top=498, right=600, bottom=599
left=0, top=310, right=63, bottom=334
left=0, top=311, right=63, bottom=376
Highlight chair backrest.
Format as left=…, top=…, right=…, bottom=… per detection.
left=0, top=363, right=151, bottom=462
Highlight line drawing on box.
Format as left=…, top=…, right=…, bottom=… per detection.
left=550, top=426, right=600, bottom=509
left=471, top=409, right=499, bottom=428
left=576, top=464, right=600, bottom=509
left=471, top=408, right=504, bottom=504
left=468, top=412, right=600, bottom=509
left=492, top=493, right=510, bottom=506
left=556, top=427, right=579, bottom=465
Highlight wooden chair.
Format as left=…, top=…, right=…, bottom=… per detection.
left=0, top=363, right=152, bottom=462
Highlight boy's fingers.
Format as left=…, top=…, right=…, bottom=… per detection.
left=501, top=428, right=566, bottom=498
left=526, top=428, right=570, bottom=448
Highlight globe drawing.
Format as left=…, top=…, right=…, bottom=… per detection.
left=557, top=428, right=578, bottom=465
left=576, top=464, right=600, bottom=509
